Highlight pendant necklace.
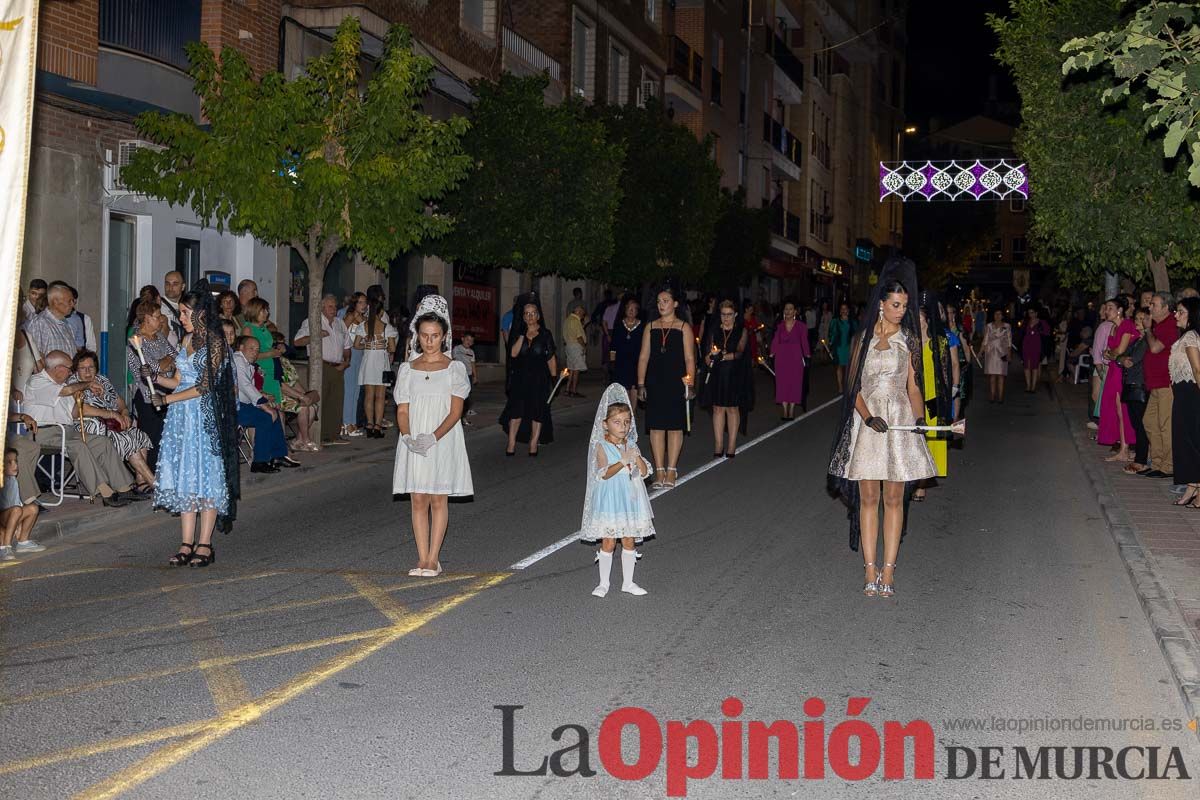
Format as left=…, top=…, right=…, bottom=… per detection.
left=659, top=323, right=671, bottom=354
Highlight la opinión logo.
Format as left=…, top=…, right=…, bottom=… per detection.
left=495, top=699, right=1192, bottom=797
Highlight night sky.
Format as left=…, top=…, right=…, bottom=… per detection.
left=904, top=0, right=1019, bottom=130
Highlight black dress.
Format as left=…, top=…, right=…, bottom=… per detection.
left=1172, top=381, right=1200, bottom=484
left=645, top=325, right=687, bottom=431
left=700, top=326, right=749, bottom=409
left=499, top=329, right=556, bottom=444
left=612, top=320, right=644, bottom=388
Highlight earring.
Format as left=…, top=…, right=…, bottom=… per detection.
left=878, top=308, right=884, bottom=321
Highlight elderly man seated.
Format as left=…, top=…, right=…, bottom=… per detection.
left=17, top=350, right=141, bottom=507
left=232, top=336, right=299, bottom=474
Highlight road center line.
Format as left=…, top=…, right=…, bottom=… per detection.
left=508, top=395, right=841, bottom=570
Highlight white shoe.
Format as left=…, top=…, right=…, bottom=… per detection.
left=14, top=540, right=45, bottom=553
left=1086, top=421, right=1098, bottom=430
left=0, top=546, right=14, bottom=561
left=592, top=584, right=609, bottom=597
left=408, top=567, right=424, bottom=576
left=621, top=583, right=648, bottom=596
left=346, top=428, right=365, bottom=438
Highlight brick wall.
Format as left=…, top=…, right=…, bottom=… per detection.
left=202, top=0, right=285, bottom=77
left=33, top=97, right=139, bottom=159
left=38, top=0, right=99, bottom=84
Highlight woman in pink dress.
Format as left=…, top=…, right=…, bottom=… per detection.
left=1021, top=306, right=1050, bottom=392
left=770, top=298, right=810, bottom=420
left=1098, top=296, right=1138, bottom=461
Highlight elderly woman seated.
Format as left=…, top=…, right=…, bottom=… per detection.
left=273, top=330, right=320, bottom=451
left=72, top=350, right=156, bottom=494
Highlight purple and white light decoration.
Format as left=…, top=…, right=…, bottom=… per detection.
left=879, top=159, right=1028, bottom=202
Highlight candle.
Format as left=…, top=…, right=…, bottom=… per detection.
left=128, top=334, right=157, bottom=400
left=682, top=375, right=692, bottom=432
left=757, top=355, right=776, bottom=377
left=890, top=420, right=967, bottom=435
left=547, top=368, right=569, bottom=404
left=704, top=344, right=719, bottom=385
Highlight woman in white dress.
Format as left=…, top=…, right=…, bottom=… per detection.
left=351, top=297, right=397, bottom=438
left=393, top=295, right=473, bottom=577
left=981, top=308, right=1012, bottom=404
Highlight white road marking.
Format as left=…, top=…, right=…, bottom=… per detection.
left=508, top=395, right=842, bottom=569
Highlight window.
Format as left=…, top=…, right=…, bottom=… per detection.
left=99, top=0, right=202, bottom=71
left=809, top=180, right=830, bottom=243
left=1010, top=196, right=1026, bottom=213
left=981, top=238, right=1003, bottom=263
left=710, top=133, right=720, bottom=165
left=572, top=14, right=595, bottom=100
left=1012, top=237, right=1027, bottom=264
left=710, top=33, right=723, bottom=106
left=762, top=166, right=771, bottom=209
left=646, top=0, right=659, bottom=27
left=175, top=238, right=200, bottom=287
left=608, top=42, right=628, bottom=105
left=461, top=0, right=492, bottom=36
left=811, top=102, right=830, bottom=167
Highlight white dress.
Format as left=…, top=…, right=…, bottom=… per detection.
left=392, top=361, right=474, bottom=496
left=351, top=321, right=397, bottom=386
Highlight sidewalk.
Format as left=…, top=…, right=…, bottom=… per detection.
left=19, top=372, right=604, bottom=544
left=1056, top=380, right=1200, bottom=733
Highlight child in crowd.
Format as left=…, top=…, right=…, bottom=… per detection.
left=452, top=333, right=477, bottom=424
left=579, top=384, right=655, bottom=597
left=1, top=447, right=40, bottom=561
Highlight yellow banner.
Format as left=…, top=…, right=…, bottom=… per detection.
left=0, top=0, right=38, bottom=455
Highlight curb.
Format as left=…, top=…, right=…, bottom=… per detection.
left=1054, top=384, right=1200, bottom=741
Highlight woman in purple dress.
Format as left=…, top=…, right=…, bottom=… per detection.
left=770, top=298, right=810, bottom=420
left=1021, top=306, right=1050, bottom=393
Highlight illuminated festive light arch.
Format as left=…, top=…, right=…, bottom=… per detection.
left=879, top=159, right=1028, bottom=201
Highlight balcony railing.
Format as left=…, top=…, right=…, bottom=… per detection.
left=772, top=34, right=805, bottom=91
left=762, top=112, right=801, bottom=166
left=711, top=67, right=722, bottom=106
left=669, top=36, right=704, bottom=93
left=503, top=27, right=562, bottom=80
left=769, top=206, right=802, bottom=244
left=98, top=0, right=201, bottom=71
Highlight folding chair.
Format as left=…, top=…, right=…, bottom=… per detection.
left=1073, top=353, right=1093, bottom=385
left=35, top=423, right=89, bottom=507
left=237, top=426, right=254, bottom=467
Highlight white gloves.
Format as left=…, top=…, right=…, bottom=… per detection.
left=403, top=433, right=437, bottom=456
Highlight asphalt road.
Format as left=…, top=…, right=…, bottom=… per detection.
left=2, top=367, right=1198, bottom=799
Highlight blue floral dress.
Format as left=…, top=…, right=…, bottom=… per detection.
left=154, top=343, right=230, bottom=514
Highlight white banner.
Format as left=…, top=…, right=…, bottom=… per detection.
left=0, top=1, right=38, bottom=455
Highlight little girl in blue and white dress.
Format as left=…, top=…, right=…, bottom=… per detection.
left=580, top=383, right=656, bottom=597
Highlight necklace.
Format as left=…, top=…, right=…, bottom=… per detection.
left=719, top=327, right=733, bottom=353
left=659, top=323, right=673, bottom=354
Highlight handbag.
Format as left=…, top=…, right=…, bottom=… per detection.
left=1121, top=384, right=1147, bottom=404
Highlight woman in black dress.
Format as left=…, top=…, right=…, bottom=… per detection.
left=499, top=294, right=559, bottom=455
left=700, top=300, right=751, bottom=458
left=636, top=286, right=696, bottom=489
left=611, top=296, right=645, bottom=409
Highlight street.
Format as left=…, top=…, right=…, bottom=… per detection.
left=2, top=367, right=1198, bottom=799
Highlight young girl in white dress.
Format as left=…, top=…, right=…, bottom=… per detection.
left=580, top=383, right=656, bottom=597
left=392, top=295, right=473, bottom=577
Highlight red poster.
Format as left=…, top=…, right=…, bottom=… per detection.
left=452, top=282, right=498, bottom=344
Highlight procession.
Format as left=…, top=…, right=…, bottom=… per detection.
left=4, top=0, right=1200, bottom=798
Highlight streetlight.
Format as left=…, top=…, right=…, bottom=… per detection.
left=891, top=125, right=918, bottom=240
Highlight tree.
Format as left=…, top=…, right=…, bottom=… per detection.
left=120, top=18, right=470, bottom=436
left=433, top=73, right=623, bottom=278
left=1062, top=1, right=1200, bottom=187
left=706, top=188, right=769, bottom=291
left=594, top=103, right=722, bottom=286
left=989, top=0, right=1200, bottom=288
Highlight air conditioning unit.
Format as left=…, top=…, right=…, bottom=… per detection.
left=637, top=80, right=658, bottom=107
left=108, top=139, right=161, bottom=194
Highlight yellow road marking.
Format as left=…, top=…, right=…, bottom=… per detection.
left=341, top=573, right=409, bottom=623
left=72, top=573, right=509, bottom=800
left=9, top=573, right=476, bottom=654
left=2, top=625, right=397, bottom=706
left=8, top=566, right=122, bottom=582
left=0, top=719, right=214, bottom=776
left=161, top=576, right=250, bottom=715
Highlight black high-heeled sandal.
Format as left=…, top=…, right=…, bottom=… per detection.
left=168, top=542, right=194, bottom=567
left=189, top=543, right=215, bottom=568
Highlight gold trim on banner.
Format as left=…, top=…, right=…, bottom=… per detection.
left=0, top=2, right=39, bottom=458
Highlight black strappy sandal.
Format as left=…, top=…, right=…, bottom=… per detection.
left=189, top=543, right=215, bottom=568
left=168, top=543, right=194, bottom=567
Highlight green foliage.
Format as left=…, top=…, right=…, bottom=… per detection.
left=120, top=18, right=470, bottom=424
left=594, top=103, right=722, bottom=286
left=1061, top=1, right=1200, bottom=185
left=433, top=73, right=623, bottom=277
left=706, top=188, right=770, bottom=290
left=989, top=0, right=1200, bottom=287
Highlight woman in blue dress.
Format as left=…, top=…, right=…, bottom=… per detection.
left=149, top=281, right=240, bottom=567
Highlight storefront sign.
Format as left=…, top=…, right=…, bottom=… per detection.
left=452, top=282, right=498, bottom=344
left=820, top=259, right=845, bottom=277
left=855, top=245, right=873, bottom=262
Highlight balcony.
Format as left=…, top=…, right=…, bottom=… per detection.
left=768, top=206, right=802, bottom=255
left=502, top=27, right=561, bottom=81
left=762, top=112, right=802, bottom=180
left=711, top=67, right=722, bottom=107
left=772, top=34, right=804, bottom=105
left=98, top=0, right=201, bottom=71
left=665, top=36, right=704, bottom=112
